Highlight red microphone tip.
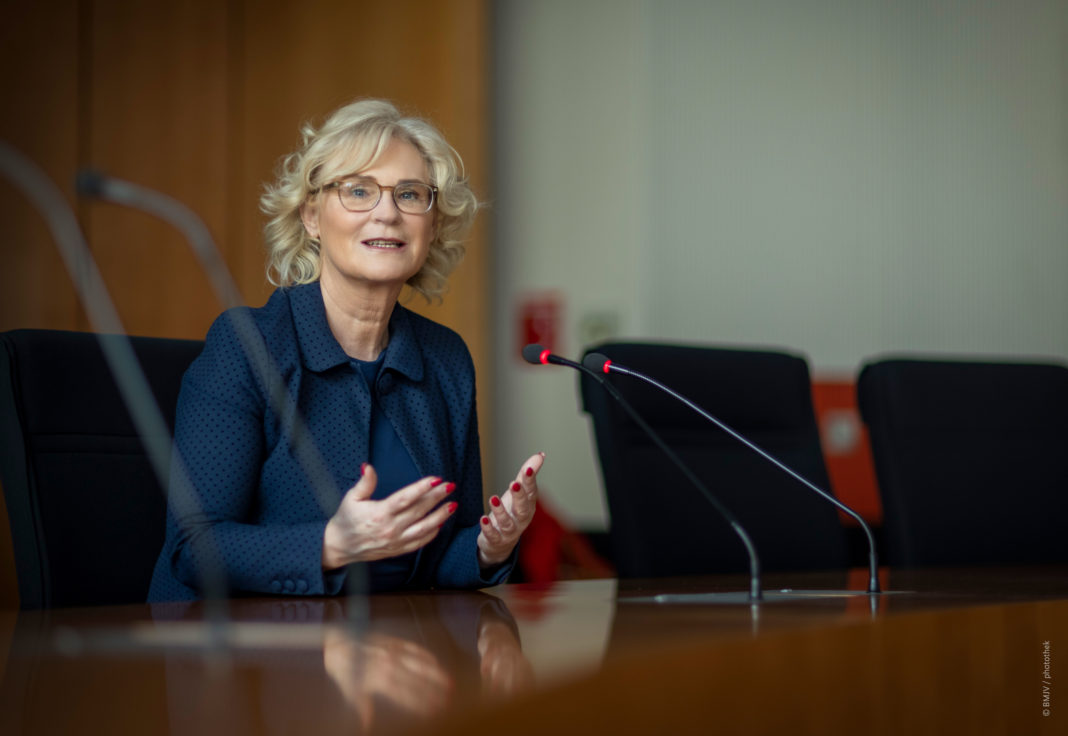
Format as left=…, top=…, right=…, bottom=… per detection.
left=539, top=349, right=551, bottom=365
left=602, top=359, right=612, bottom=374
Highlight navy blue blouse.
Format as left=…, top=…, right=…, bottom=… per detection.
left=355, top=353, right=419, bottom=589
left=147, top=282, right=511, bottom=601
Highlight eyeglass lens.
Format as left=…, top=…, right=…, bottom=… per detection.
left=336, top=178, right=434, bottom=214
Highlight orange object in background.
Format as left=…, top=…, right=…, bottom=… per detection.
left=811, top=379, right=882, bottom=525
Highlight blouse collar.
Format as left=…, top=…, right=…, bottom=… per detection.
left=288, top=282, right=424, bottom=382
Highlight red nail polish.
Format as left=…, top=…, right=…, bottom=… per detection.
left=525, top=467, right=534, bottom=477
left=511, top=482, right=521, bottom=493
left=445, top=482, right=456, bottom=494
left=481, top=516, right=490, bottom=525
left=429, top=476, right=442, bottom=486
left=490, top=495, right=501, bottom=508
left=360, top=462, right=368, bottom=475
left=447, top=501, right=458, bottom=514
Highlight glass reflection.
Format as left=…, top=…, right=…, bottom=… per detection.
left=147, top=591, right=534, bottom=734
left=322, top=626, right=452, bottom=728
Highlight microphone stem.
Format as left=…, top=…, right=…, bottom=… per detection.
left=0, top=143, right=231, bottom=614
left=78, top=170, right=371, bottom=611
left=573, top=359, right=762, bottom=600
left=90, top=176, right=245, bottom=310
left=611, top=363, right=880, bottom=594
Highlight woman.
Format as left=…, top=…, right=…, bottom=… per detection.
left=148, top=99, right=542, bottom=601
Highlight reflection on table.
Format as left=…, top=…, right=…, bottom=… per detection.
left=2, top=567, right=1066, bottom=735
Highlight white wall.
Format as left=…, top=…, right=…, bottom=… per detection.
left=491, top=0, right=1068, bottom=530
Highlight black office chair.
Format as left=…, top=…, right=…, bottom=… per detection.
left=580, top=342, right=848, bottom=578
left=0, top=329, right=203, bottom=608
left=857, top=357, right=1068, bottom=568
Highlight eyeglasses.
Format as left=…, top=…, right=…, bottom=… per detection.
left=320, top=177, right=437, bottom=215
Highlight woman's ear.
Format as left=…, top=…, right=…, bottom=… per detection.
left=299, top=200, right=320, bottom=241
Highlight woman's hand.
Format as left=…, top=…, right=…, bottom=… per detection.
left=322, top=465, right=458, bottom=570
left=477, top=452, right=545, bottom=569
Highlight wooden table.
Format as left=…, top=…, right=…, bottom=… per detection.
left=2, top=567, right=1065, bottom=735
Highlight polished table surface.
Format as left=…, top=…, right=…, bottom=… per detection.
left=1, top=567, right=1065, bottom=735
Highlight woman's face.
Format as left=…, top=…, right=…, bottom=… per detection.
left=302, top=138, right=435, bottom=297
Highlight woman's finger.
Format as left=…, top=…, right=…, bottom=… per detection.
left=505, top=481, right=536, bottom=521
left=514, top=452, right=545, bottom=486
left=400, top=499, right=458, bottom=546
left=488, top=496, right=518, bottom=537
left=398, top=525, right=443, bottom=557
left=511, top=453, right=544, bottom=508
left=348, top=463, right=379, bottom=501
left=386, top=476, right=454, bottom=519
left=478, top=515, right=504, bottom=545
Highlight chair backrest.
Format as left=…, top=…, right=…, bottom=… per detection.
left=580, top=342, right=847, bottom=577
left=857, top=357, right=1068, bottom=567
left=0, top=329, right=203, bottom=608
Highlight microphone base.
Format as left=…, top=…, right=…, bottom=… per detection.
left=623, top=589, right=911, bottom=605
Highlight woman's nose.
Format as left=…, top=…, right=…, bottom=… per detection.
left=371, top=188, right=402, bottom=221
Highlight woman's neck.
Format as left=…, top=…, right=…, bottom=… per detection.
left=319, top=272, right=400, bottom=361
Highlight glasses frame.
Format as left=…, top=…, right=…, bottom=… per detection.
left=320, top=177, right=438, bottom=215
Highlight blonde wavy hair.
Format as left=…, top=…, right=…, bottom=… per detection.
left=260, top=99, right=479, bottom=300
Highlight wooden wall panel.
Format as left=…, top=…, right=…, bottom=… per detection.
left=0, top=0, right=82, bottom=333
left=83, top=0, right=233, bottom=339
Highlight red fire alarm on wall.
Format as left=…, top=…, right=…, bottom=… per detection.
left=517, top=293, right=563, bottom=359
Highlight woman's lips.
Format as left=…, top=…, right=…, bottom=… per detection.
left=362, top=239, right=405, bottom=249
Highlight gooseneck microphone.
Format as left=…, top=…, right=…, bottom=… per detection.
left=76, top=169, right=371, bottom=612
left=521, top=344, right=582, bottom=369
left=0, top=143, right=229, bottom=610
left=584, top=352, right=881, bottom=595
left=523, top=343, right=763, bottom=601
left=76, top=170, right=245, bottom=309
left=75, top=170, right=343, bottom=515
